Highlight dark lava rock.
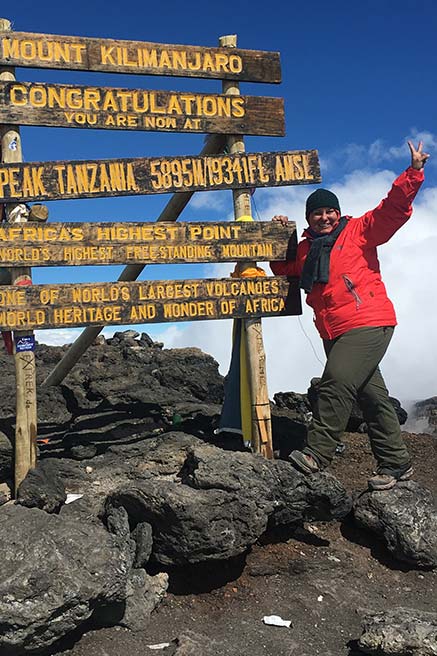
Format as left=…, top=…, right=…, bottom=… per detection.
left=105, top=435, right=352, bottom=566
left=16, top=458, right=66, bottom=513
left=132, top=522, right=154, bottom=568
left=0, top=430, right=12, bottom=481
left=0, top=333, right=224, bottom=460
left=120, top=569, right=168, bottom=632
left=358, top=607, right=437, bottom=655
left=414, top=396, right=437, bottom=435
left=0, top=504, right=133, bottom=654
left=61, top=337, right=224, bottom=414
left=354, top=481, right=437, bottom=568
left=273, top=391, right=311, bottom=422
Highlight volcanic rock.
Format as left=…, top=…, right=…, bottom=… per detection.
left=354, top=481, right=437, bottom=568
left=0, top=431, right=12, bottom=481
left=413, top=396, right=437, bottom=435
left=0, top=504, right=133, bottom=654
left=358, top=607, right=437, bottom=655
left=105, top=435, right=352, bottom=565
left=16, top=458, right=66, bottom=513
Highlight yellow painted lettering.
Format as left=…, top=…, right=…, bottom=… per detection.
left=126, top=163, right=138, bottom=191
left=100, top=45, right=116, bottom=65
left=2, top=38, right=19, bottom=59
left=9, top=84, right=27, bottom=106
left=99, top=164, right=111, bottom=192
left=66, top=165, right=78, bottom=194
left=53, top=165, right=66, bottom=194
left=302, top=154, right=314, bottom=180
left=21, top=168, right=34, bottom=197
left=231, top=97, right=245, bottom=117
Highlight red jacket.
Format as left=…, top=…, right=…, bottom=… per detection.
left=271, top=167, right=424, bottom=340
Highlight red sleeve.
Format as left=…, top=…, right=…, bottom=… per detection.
left=357, top=167, right=424, bottom=247
left=270, top=259, right=299, bottom=277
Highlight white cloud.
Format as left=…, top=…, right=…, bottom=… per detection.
left=326, top=131, right=437, bottom=174
left=189, top=189, right=230, bottom=212
left=35, top=328, right=82, bottom=346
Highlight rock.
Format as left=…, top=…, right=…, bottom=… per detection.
left=413, top=397, right=437, bottom=435
left=120, top=570, right=168, bottom=631
left=61, top=338, right=224, bottom=414
left=0, top=504, right=133, bottom=654
left=304, top=471, right=353, bottom=522
left=70, top=444, right=98, bottom=459
left=16, top=459, right=66, bottom=513
left=132, top=522, right=153, bottom=568
left=354, top=481, right=437, bottom=568
left=105, top=437, right=351, bottom=566
left=0, top=482, right=11, bottom=505
left=358, top=607, right=437, bottom=655
left=273, top=391, right=311, bottom=422
left=0, top=431, right=12, bottom=482
left=169, top=401, right=222, bottom=437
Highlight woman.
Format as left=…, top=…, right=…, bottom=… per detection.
left=271, top=141, right=428, bottom=490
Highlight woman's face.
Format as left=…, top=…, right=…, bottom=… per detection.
left=308, top=207, right=341, bottom=235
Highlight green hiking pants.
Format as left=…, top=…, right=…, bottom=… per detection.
left=304, top=326, right=410, bottom=470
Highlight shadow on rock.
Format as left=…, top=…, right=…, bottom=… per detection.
left=150, top=552, right=248, bottom=595
left=340, top=515, right=415, bottom=572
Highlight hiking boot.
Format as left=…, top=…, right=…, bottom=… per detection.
left=368, top=463, right=414, bottom=491
left=289, top=450, right=320, bottom=475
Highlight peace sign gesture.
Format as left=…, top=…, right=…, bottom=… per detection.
left=408, top=140, right=430, bottom=170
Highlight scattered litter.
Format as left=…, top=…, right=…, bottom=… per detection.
left=262, top=615, right=292, bottom=628
left=85, top=466, right=93, bottom=474
left=65, top=494, right=83, bottom=505
left=317, top=595, right=323, bottom=602
left=327, top=555, right=341, bottom=563
left=92, top=481, right=101, bottom=486
left=147, top=644, right=171, bottom=650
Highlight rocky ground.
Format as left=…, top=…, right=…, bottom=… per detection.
left=0, top=332, right=435, bottom=656
left=46, top=431, right=437, bottom=656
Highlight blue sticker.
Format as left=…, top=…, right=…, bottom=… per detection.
left=8, top=138, right=18, bottom=151
left=15, top=336, right=35, bottom=352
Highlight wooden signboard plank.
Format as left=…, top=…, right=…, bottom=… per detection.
left=0, top=149, right=320, bottom=202
left=0, top=276, right=301, bottom=331
left=0, top=31, right=281, bottom=83
left=0, top=220, right=297, bottom=267
left=0, top=81, right=284, bottom=136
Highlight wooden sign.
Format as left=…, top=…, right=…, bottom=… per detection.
left=0, top=81, right=284, bottom=135
left=0, top=276, right=301, bottom=331
left=0, top=31, right=281, bottom=83
left=0, top=149, right=320, bottom=202
left=0, top=220, right=297, bottom=267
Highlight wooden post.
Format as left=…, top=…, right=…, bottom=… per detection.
left=219, top=34, right=273, bottom=459
left=42, top=133, right=227, bottom=387
left=0, top=18, right=37, bottom=493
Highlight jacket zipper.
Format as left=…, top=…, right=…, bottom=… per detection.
left=342, top=275, right=362, bottom=309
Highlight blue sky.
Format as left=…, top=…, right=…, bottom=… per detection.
left=3, top=1, right=437, bottom=405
